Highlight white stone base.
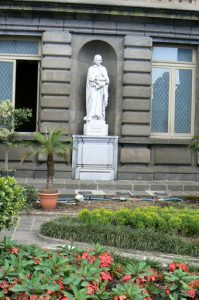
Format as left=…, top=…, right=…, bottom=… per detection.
left=72, top=135, right=118, bottom=180
left=84, top=120, right=108, bottom=136
left=78, top=169, right=115, bottom=180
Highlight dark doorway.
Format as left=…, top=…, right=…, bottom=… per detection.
left=15, top=60, right=38, bottom=132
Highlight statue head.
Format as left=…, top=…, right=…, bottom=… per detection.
left=93, top=54, right=102, bottom=66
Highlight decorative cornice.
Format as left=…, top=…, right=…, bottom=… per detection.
left=1, top=0, right=199, bottom=21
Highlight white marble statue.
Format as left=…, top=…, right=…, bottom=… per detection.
left=84, top=54, right=109, bottom=121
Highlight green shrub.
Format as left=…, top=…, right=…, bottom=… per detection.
left=0, top=176, right=26, bottom=230
left=23, top=185, right=37, bottom=203
left=40, top=217, right=199, bottom=257
left=78, top=207, right=199, bottom=236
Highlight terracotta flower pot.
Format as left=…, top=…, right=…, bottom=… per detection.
left=38, top=192, right=60, bottom=210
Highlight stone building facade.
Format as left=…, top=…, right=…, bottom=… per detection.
left=0, top=0, right=199, bottom=180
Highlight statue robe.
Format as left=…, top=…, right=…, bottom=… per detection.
left=85, top=64, right=109, bottom=121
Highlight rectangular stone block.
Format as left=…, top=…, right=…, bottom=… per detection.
left=123, top=99, right=151, bottom=111
left=120, top=146, right=150, bottom=163
left=154, top=147, right=192, bottom=165
left=38, top=153, right=69, bottom=163
left=42, top=44, right=71, bottom=56
left=41, top=83, right=70, bottom=95
left=42, top=31, right=71, bottom=43
left=0, top=145, right=33, bottom=161
left=40, top=122, right=69, bottom=133
left=41, top=96, right=69, bottom=108
left=117, top=22, right=145, bottom=32
left=42, top=58, right=71, bottom=69
left=123, top=86, right=151, bottom=98
left=6, top=16, right=39, bottom=26
left=122, top=125, right=150, bottom=136
left=124, top=48, right=151, bottom=60
left=124, top=36, right=152, bottom=47
left=123, top=112, right=150, bottom=124
left=133, top=184, right=150, bottom=191
left=123, top=61, right=151, bottom=73
left=40, top=109, right=69, bottom=121
left=123, top=73, right=151, bottom=85
left=38, top=18, right=63, bottom=28
left=42, top=70, right=70, bottom=82
left=184, top=185, right=199, bottom=192
left=167, top=185, right=183, bottom=192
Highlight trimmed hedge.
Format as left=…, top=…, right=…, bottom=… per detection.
left=40, top=217, right=199, bottom=257
left=78, top=207, right=199, bottom=236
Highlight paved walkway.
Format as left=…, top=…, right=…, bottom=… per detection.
left=16, top=177, right=199, bottom=197
left=1, top=214, right=199, bottom=267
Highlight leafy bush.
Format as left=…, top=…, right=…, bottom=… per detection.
left=0, top=238, right=198, bottom=299
left=78, top=207, right=199, bottom=236
left=40, top=217, right=199, bottom=257
left=23, top=185, right=37, bottom=203
left=0, top=100, right=32, bottom=171
left=0, top=177, right=26, bottom=230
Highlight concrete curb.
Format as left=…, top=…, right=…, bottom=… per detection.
left=38, top=233, right=199, bottom=267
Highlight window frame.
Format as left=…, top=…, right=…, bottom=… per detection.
left=151, top=45, right=196, bottom=138
left=0, top=37, right=41, bottom=58
left=0, top=38, right=41, bottom=132
left=0, top=59, right=16, bottom=104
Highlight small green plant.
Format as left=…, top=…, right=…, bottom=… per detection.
left=0, top=100, right=32, bottom=172
left=23, top=185, right=37, bottom=203
left=0, top=177, right=27, bottom=231
left=189, top=136, right=199, bottom=152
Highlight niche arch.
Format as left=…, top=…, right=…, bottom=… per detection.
left=70, top=38, right=119, bottom=135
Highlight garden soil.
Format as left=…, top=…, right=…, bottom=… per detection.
left=31, top=197, right=199, bottom=214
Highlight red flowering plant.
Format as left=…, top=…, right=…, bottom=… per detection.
left=159, top=261, right=199, bottom=299
left=0, top=238, right=199, bottom=299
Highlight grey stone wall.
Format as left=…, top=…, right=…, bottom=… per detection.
left=120, top=36, right=152, bottom=168
left=40, top=31, right=72, bottom=133
left=122, top=36, right=152, bottom=138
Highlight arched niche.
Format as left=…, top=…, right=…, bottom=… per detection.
left=70, top=39, right=118, bottom=135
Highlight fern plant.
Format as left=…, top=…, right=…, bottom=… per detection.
left=189, top=136, right=199, bottom=152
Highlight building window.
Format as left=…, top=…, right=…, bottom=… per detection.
left=151, top=46, right=195, bottom=137
left=0, top=39, right=40, bottom=132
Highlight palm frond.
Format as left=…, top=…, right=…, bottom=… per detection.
left=21, top=129, right=72, bottom=183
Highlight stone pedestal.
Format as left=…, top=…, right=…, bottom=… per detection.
left=72, top=135, right=118, bottom=180
left=84, top=120, right=108, bottom=136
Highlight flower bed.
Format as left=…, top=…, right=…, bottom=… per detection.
left=0, top=238, right=199, bottom=299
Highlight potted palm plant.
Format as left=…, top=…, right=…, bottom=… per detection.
left=23, top=129, right=71, bottom=210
